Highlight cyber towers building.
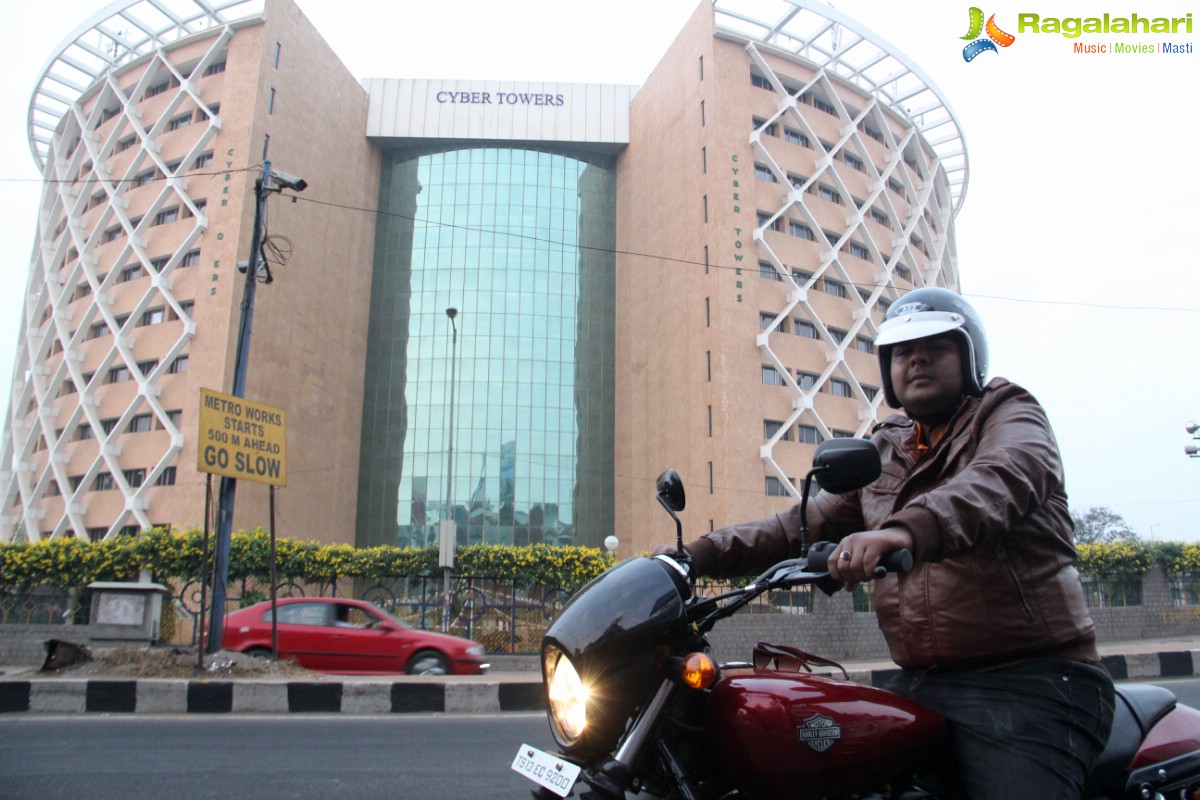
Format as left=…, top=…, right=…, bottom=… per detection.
left=1, top=0, right=967, bottom=556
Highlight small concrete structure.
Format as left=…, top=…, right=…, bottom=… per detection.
left=87, top=582, right=169, bottom=646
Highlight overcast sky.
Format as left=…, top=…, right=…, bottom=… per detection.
left=1, top=0, right=1197, bottom=541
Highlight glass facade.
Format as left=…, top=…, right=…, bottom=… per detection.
left=356, top=146, right=616, bottom=550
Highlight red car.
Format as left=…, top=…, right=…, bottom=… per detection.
left=221, top=597, right=489, bottom=675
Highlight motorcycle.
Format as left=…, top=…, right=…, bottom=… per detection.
left=512, top=438, right=1200, bottom=799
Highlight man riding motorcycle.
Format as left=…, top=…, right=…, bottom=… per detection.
left=676, top=287, right=1115, bottom=799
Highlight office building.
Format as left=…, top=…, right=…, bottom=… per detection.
left=1, top=0, right=966, bottom=557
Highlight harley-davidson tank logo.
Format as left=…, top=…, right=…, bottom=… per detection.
left=796, top=713, right=841, bottom=753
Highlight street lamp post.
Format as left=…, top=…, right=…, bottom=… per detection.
left=440, top=308, right=459, bottom=633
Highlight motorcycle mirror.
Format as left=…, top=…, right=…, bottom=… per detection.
left=810, top=439, right=881, bottom=495
left=655, top=469, right=686, bottom=512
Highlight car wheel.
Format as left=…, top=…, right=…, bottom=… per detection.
left=407, top=650, right=450, bottom=675
left=245, top=647, right=273, bottom=660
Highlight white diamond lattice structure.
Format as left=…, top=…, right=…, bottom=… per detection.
left=714, top=0, right=969, bottom=500
left=2, top=0, right=265, bottom=541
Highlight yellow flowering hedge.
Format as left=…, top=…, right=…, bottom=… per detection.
left=1075, top=541, right=1155, bottom=578
left=0, top=528, right=615, bottom=591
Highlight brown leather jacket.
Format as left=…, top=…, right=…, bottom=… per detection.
left=686, top=378, right=1099, bottom=671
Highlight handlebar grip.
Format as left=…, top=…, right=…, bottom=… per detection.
left=871, top=549, right=913, bottom=579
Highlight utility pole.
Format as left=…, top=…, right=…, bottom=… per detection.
left=206, top=160, right=271, bottom=652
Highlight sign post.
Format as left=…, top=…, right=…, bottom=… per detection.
left=197, top=387, right=287, bottom=653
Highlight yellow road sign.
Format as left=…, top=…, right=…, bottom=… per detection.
left=197, top=388, right=287, bottom=486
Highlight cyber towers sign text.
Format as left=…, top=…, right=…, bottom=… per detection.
left=436, top=91, right=566, bottom=107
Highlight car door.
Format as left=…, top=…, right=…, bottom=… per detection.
left=272, top=601, right=338, bottom=670
left=321, top=601, right=408, bottom=673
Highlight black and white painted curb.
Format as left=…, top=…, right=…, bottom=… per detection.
left=1, top=649, right=1194, bottom=715
left=0, top=677, right=545, bottom=715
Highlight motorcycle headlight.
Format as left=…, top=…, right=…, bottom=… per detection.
left=544, top=646, right=588, bottom=744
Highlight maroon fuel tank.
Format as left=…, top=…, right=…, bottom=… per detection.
left=706, top=669, right=948, bottom=798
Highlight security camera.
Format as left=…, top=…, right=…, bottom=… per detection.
left=270, top=168, right=308, bottom=192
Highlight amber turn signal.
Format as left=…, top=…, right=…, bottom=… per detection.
left=680, top=652, right=718, bottom=689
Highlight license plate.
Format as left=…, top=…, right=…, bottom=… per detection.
left=511, top=743, right=581, bottom=797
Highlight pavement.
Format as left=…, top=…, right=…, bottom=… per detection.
left=0, top=638, right=1196, bottom=716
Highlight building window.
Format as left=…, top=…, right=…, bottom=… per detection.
left=789, top=220, right=814, bottom=241
left=130, top=414, right=153, bottom=433
left=764, top=420, right=787, bottom=441
left=752, top=116, right=778, bottom=137
left=204, top=60, right=227, bottom=76
left=797, top=425, right=822, bottom=445
left=759, top=261, right=782, bottom=281
left=268, top=87, right=276, bottom=114
left=894, top=263, right=911, bottom=281
left=140, top=308, right=165, bottom=326
left=182, top=250, right=201, bottom=268
left=155, top=467, right=178, bottom=487
left=797, top=371, right=819, bottom=390
left=831, top=379, right=852, bottom=397
left=828, top=328, right=848, bottom=345
left=166, top=113, right=193, bottom=132
left=757, top=211, right=781, bottom=232
left=103, top=225, right=124, bottom=243
left=116, top=135, right=136, bottom=153
left=863, top=385, right=879, bottom=400
left=134, top=169, right=157, bottom=187
left=792, top=268, right=813, bottom=285
left=89, top=322, right=107, bottom=340
left=814, top=96, right=837, bottom=115
left=754, top=163, right=776, bottom=182
left=751, top=73, right=774, bottom=91
left=120, top=264, right=142, bottom=283
left=154, top=207, right=179, bottom=226
left=94, top=473, right=115, bottom=491
left=169, top=355, right=189, bottom=374
left=698, top=54, right=704, bottom=80
left=194, top=152, right=214, bottom=170
left=784, top=128, right=809, bottom=147
left=795, top=320, right=819, bottom=340
left=848, top=242, right=870, bottom=260
left=762, top=366, right=784, bottom=386
left=843, top=152, right=864, bottom=172
left=124, top=469, right=146, bottom=488
left=106, top=366, right=130, bottom=384
left=888, top=177, right=905, bottom=198
left=832, top=429, right=856, bottom=439
left=86, top=527, right=106, bottom=542
left=136, top=359, right=159, bottom=377
left=766, top=476, right=789, bottom=496
left=877, top=298, right=892, bottom=315
left=165, top=410, right=183, bottom=429
left=77, top=424, right=94, bottom=441
left=855, top=336, right=875, bottom=354
left=100, top=418, right=119, bottom=435
left=824, top=279, right=848, bottom=299
left=870, top=208, right=890, bottom=228
left=818, top=185, right=841, bottom=205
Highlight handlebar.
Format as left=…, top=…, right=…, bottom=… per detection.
left=804, top=541, right=912, bottom=579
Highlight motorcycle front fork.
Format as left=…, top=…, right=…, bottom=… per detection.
left=577, top=678, right=706, bottom=800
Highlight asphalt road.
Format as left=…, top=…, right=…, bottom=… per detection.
left=0, top=713, right=554, bottom=799
left=1, top=679, right=1197, bottom=800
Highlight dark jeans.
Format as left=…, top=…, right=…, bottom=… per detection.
left=884, top=660, right=1115, bottom=800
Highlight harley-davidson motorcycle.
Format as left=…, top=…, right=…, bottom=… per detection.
left=512, top=439, right=1200, bottom=799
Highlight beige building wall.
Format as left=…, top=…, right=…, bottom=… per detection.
left=2, top=0, right=377, bottom=544
left=615, top=1, right=961, bottom=556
